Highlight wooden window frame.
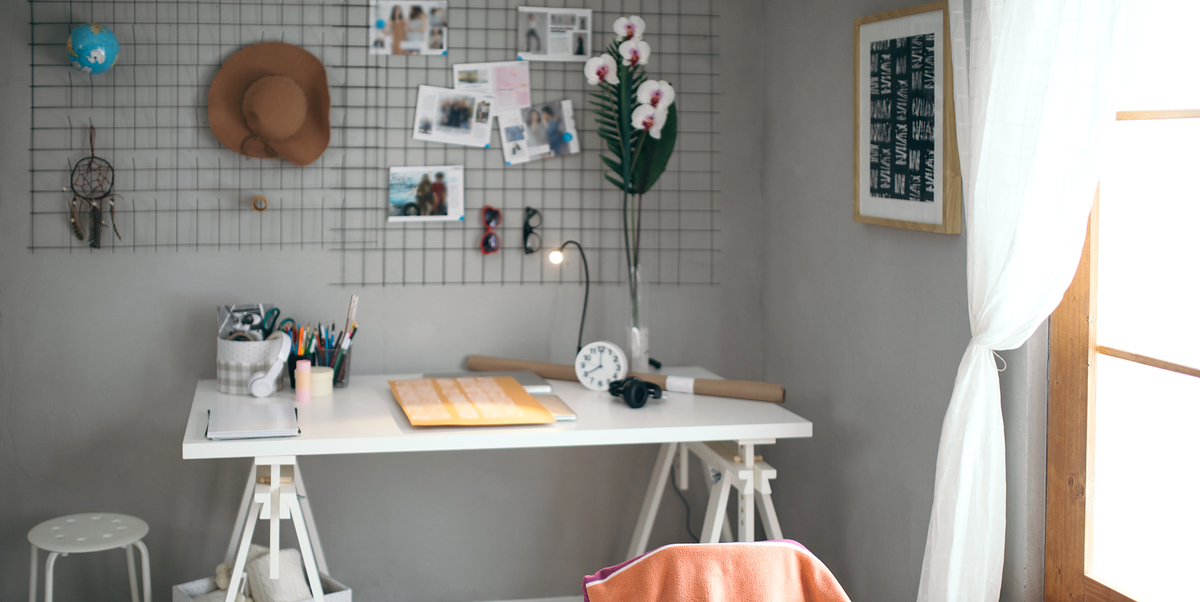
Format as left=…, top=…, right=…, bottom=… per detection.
left=1045, top=109, right=1200, bottom=602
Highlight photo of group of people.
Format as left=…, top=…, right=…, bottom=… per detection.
left=498, top=100, right=580, bottom=165
left=413, top=85, right=495, bottom=147
left=370, top=1, right=448, bottom=55
left=388, top=166, right=465, bottom=222
left=517, top=7, right=591, bottom=62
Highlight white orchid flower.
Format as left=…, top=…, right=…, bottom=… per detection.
left=618, top=39, right=651, bottom=67
left=584, top=54, right=619, bottom=86
left=613, top=16, right=646, bottom=41
left=636, top=80, right=675, bottom=109
left=632, top=104, right=668, bottom=139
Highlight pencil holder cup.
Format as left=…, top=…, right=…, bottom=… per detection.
left=287, top=353, right=312, bottom=389
left=216, top=337, right=284, bottom=395
left=313, top=347, right=352, bottom=387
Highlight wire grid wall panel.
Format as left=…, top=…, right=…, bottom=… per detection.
left=28, top=0, right=720, bottom=286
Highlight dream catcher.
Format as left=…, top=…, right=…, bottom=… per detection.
left=68, top=125, right=121, bottom=248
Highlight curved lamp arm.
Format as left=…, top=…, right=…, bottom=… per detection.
left=551, top=240, right=589, bottom=354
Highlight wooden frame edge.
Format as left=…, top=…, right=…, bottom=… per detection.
left=1045, top=194, right=1096, bottom=601
left=852, top=1, right=962, bottom=234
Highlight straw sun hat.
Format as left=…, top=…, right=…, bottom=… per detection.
left=208, top=42, right=330, bottom=167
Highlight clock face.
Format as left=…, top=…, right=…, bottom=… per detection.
left=575, top=341, right=628, bottom=391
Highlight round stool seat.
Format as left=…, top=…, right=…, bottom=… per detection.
left=28, top=513, right=148, bottom=554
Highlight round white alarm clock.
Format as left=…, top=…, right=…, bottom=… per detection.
left=575, top=341, right=628, bottom=391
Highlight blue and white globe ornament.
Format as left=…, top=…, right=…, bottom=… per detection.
left=67, top=23, right=119, bottom=75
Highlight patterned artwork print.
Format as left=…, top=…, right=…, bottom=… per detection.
left=869, top=33, right=935, bottom=202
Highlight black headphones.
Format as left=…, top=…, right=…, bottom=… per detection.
left=608, top=376, right=662, bottom=409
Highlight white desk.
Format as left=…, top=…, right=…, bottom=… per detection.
left=182, top=368, right=812, bottom=601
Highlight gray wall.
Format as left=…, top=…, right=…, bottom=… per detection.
left=0, top=0, right=766, bottom=600
left=757, top=1, right=1045, bottom=601
left=1, top=0, right=1056, bottom=601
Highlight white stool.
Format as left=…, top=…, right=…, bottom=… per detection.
left=28, top=513, right=151, bottom=602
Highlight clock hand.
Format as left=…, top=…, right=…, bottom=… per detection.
left=584, top=358, right=605, bottom=376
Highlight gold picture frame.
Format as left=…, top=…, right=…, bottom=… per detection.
left=853, top=1, right=961, bottom=234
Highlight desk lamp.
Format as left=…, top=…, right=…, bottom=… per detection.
left=549, top=240, right=589, bottom=353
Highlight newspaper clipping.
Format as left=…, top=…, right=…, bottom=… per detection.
left=412, top=85, right=495, bottom=148
left=517, top=7, right=591, bottom=62
left=499, top=100, right=581, bottom=165
left=453, top=62, right=532, bottom=113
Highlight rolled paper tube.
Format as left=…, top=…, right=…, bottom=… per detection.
left=464, top=355, right=786, bottom=404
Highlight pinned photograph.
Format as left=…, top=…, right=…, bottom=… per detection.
left=388, top=165, right=465, bottom=222
left=453, top=61, right=531, bottom=113
left=517, top=7, right=591, bottom=62
left=370, top=1, right=449, bottom=56
left=412, top=85, right=495, bottom=147
left=498, top=100, right=580, bottom=165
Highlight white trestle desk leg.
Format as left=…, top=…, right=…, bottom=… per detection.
left=270, top=463, right=281, bottom=579
left=225, top=464, right=257, bottom=566
left=287, top=496, right=325, bottom=602
left=754, top=460, right=783, bottom=540
left=700, top=467, right=732, bottom=543
left=291, top=462, right=328, bottom=574
left=738, top=443, right=755, bottom=542
left=134, top=540, right=152, bottom=602
left=698, top=459, right=733, bottom=543
left=676, top=444, right=688, bottom=490
left=29, top=544, right=38, bottom=602
left=226, top=501, right=263, bottom=602
left=125, top=545, right=140, bottom=602
left=756, top=491, right=783, bottom=540
left=626, top=442, right=678, bottom=559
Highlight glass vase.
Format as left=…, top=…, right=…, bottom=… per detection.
left=627, top=264, right=650, bottom=373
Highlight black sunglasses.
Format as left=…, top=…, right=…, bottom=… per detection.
left=522, top=207, right=542, bottom=254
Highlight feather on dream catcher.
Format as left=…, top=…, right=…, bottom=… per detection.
left=68, top=126, right=121, bottom=248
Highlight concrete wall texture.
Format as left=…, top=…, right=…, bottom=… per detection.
left=1, top=1, right=1048, bottom=601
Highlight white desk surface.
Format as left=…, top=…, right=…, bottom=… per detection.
left=181, top=367, right=812, bottom=460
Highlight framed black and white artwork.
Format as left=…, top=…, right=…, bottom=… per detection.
left=854, top=1, right=961, bottom=234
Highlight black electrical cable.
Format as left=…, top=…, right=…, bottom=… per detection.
left=670, top=464, right=700, bottom=543
left=557, top=240, right=589, bottom=354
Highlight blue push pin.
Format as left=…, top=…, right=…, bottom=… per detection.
left=563, top=133, right=573, bottom=142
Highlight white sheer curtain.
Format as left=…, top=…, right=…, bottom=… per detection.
left=916, top=1, right=1123, bottom=601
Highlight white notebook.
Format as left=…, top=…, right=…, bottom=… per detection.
left=207, top=402, right=300, bottom=440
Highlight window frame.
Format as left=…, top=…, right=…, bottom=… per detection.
left=1044, top=109, right=1200, bottom=602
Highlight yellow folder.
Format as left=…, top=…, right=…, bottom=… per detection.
left=389, top=375, right=555, bottom=426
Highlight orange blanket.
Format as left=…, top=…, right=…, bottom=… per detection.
left=582, top=541, right=851, bottom=602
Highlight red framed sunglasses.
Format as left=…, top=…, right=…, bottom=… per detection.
left=480, top=205, right=501, bottom=254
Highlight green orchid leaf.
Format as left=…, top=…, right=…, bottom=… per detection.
left=599, top=155, right=624, bottom=174
left=633, top=104, right=678, bottom=194
left=604, top=173, right=629, bottom=192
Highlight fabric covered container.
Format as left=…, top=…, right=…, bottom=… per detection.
left=216, top=338, right=285, bottom=395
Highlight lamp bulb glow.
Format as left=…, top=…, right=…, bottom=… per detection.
left=549, top=249, right=564, bottom=264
